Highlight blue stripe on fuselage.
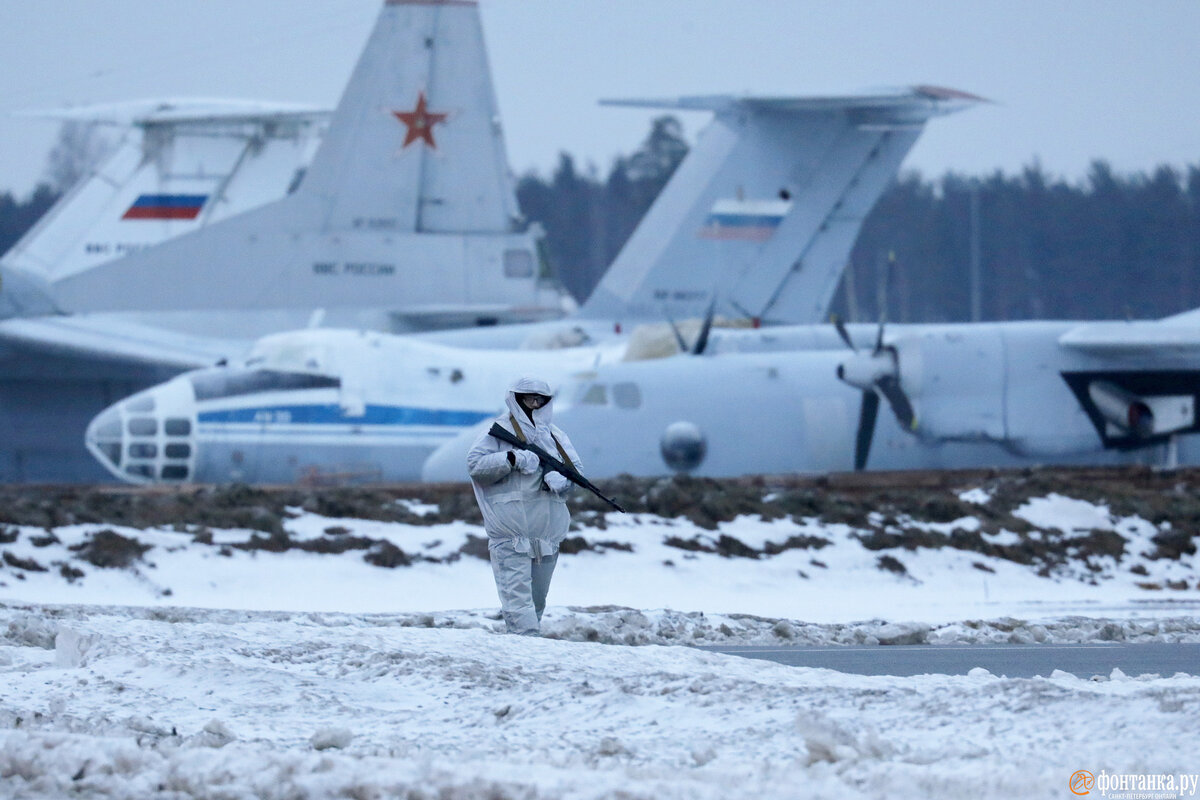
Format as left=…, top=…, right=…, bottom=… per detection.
left=702, top=212, right=784, bottom=229
left=198, top=404, right=492, bottom=426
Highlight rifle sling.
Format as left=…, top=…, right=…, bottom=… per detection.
left=509, top=414, right=576, bottom=471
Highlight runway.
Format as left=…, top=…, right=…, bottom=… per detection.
left=708, top=642, right=1200, bottom=678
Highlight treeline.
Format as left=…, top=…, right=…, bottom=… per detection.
left=0, top=186, right=59, bottom=258
left=4, top=117, right=1200, bottom=322
left=519, top=118, right=1200, bottom=322
left=516, top=116, right=689, bottom=303
left=846, top=162, right=1200, bottom=322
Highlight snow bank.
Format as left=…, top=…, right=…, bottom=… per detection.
left=3, top=490, right=1198, bottom=626
left=2, top=604, right=1198, bottom=799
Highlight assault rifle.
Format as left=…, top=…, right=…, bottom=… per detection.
left=488, top=422, right=626, bottom=513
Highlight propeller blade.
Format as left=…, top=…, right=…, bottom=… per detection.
left=691, top=298, right=717, bottom=355
left=876, top=374, right=917, bottom=430
left=854, top=390, right=880, bottom=470
left=872, top=250, right=895, bottom=355
left=665, top=314, right=688, bottom=353
left=832, top=314, right=857, bottom=352
left=879, top=251, right=895, bottom=327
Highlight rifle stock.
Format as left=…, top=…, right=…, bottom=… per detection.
left=488, top=423, right=625, bottom=513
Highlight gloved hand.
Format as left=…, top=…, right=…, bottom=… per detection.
left=544, top=471, right=572, bottom=494
left=512, top=449, right=541, bottom=474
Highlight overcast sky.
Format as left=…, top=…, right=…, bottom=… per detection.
left=1, top=0, right=1199, bottom=198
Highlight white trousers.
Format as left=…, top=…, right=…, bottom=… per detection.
left=489, top=539, right=558, bottom=635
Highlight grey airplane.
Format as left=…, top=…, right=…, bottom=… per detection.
left=420, top=311, right=1200, bottom=481
left=0, top=0, right=568, bottom=482
left=83, top=87, right=980, bottom=485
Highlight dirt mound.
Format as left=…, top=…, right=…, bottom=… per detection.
left=70, top=530, right=152, bottom=569
left=0, top=465, right=1196, bottom=578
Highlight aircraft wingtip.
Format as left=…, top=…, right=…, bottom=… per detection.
left=913, top=85, right=991, bottom=104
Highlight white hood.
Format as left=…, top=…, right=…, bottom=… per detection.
left=504, top=376, right=554, bottom=429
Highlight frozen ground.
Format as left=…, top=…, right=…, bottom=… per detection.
left=2, top=487, right=1198, bottom=629
left=1, top=473, right=1199, bottom=797
left=3, top=604, right=1200, bottom=799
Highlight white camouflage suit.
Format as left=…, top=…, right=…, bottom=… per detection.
left=466, top=377, right=580, bottom=635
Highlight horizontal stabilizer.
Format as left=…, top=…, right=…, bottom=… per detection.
left=15, top=98, right=330, bottom=127
left=601, top=85, right=985, bottom=121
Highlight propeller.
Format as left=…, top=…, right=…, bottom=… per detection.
left=833, top=315, right=856, bottom=351
left=876, top=374, right=916, bottom=430
left=854, top=389, right=879, bottom=472
left=832, top=254, right=917, bottom=470
left=665, top=297, right=718, bottom=356
left=691, top=298, right=717, bottom=355
left=665, top=313, right=689, bottom=353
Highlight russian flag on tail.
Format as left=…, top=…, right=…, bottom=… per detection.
left=698, top=198, right=792, bottom=241
left=122, top=194, right=208, bottom=220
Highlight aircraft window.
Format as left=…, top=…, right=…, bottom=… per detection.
left=92, top=416, right=122, bottom=440
left=165, top=418, right=192, bottom=436
left=128, top=443, right=157, bottom=459
left=580, top=384, right=607, bottom=406
left=160, top=465, right=189, bottom=481
left=126, top=396, right=155, bottom=413
left=503, top=249, right=534, bottom=278
left=128, top=418, right=157, bottom=437
left=164, top=443, right=191, bottom=459
left=97, top=443, right=121, bottom=468
left=613, top=382, right=642, bottom=409
left=125, top=464, right=154, bottom=479
left=190, top=369, right=340, bottom=401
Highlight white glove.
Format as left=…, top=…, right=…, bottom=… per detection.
left=512, top=450, right=541, bottom=474
left=544, top=471, right=572, bottom=494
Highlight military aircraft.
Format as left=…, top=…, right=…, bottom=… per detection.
left=83, top=87, right=981, bottom=485
left=0, top=0, right=566, bottom=481
left=418, top=310, right=1200, bottom=481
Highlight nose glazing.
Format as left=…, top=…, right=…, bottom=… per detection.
left=86, top=386, right=197, bottom=484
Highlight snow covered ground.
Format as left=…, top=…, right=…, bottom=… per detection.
left=2, top=484, right=1199, bottom=797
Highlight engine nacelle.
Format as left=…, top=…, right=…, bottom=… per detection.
left=1088, top=381, right=1152, bottom=437
left=886, top=328, right=1007, bottom=442
left=1087, top=381, right=1193, bottom=438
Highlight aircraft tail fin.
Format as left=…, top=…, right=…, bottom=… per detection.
left=578, top=86, right=983, bottom=324
left=1, top=102, right=328, bottom=284
left=297, top=0, right=520, bottom=233
left=40, top=0, right=557, bottom=334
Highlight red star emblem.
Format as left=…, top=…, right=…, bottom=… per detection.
left=392, top=92, right=448, bottom=149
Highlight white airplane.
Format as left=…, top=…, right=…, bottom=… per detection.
left=0, top=0, right=566, bottom=482
left=84, top=87, right=982, bottom=484
left=419, top=311, right=1200, bottom=481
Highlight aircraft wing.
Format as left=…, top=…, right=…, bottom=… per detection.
left=0, top=316, right=243, bottom=370
left=1058, top=320, right=1200, bottom=357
